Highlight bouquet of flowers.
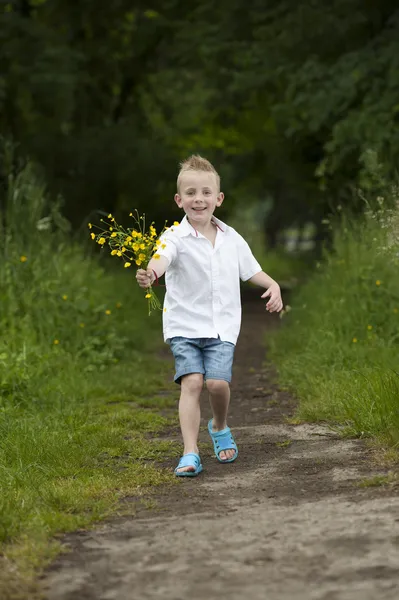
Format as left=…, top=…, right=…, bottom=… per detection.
left=88, top=210, right=176, bottom=315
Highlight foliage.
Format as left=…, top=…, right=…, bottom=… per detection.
left=269, top=192, right=399, bottom=448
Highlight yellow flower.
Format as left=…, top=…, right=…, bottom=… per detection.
left=111, top=232, right=117, bottom=238
left=20, top=255, right=27, bottom=262
left=122, top=247, right=126, bottom=253
left=352, top=337, right=358, bottom=343
left=161, top=244, right=166, bottom=249
left=136, top=232, right=142, bottom=239
left=155, top=239, right=161, bottom=247
left=90, top=232, right=95, bottom=240
left=153, top=253, right=160, bottom=260
left=163, top=307, right=167, bottom=312
left=108, top=213, right=112, bottom=219
left=140, top=243, right=145, bottom=250
left=79, top=323, right=85, bottom=328
left=139, top=253, right=146, bottom=261
left=145, top=293, right=152, bottom=299
left=98, top=237, right=106, bottom=245
left=173, top=221, right=179, bottom=226
left=376, top=280, right=381, bottom=286
left=136, top=259, right=142, bottom=266
left=116, top=302, right=122, bottom=308
left=129, top=212, right=133, bottom=216
left=124, top=262, right=131, bottom=268
left=117, top=251, right=122, bottom=257
left=367, top=325, right=373, bottom=330
left=53, top=339, right=60, bottom=345
left=88, top=223, right=92, bottom=229
left=132, top=230, right=138, bottom=237
left=133, top=243, right=140, bottom=251
left=62, top=294, right=68, bottom=300
left=126, top=236, right=132, bottom=242
left=105, top=309, right=111, bottom=315
left=111, top=249, right=118, bottom=256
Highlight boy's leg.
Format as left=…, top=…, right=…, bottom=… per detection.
left=203, top=338, right=236, bottom=461
left=176, top=373, right=204, bottom=473
left=206, top=379, right=236, bottom=461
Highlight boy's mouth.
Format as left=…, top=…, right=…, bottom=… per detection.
left=193, top=207, right=206, bottom=212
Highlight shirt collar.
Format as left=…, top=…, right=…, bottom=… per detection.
left=175, top=214, right=227, bottom=238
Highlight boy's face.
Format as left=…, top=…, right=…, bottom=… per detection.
left=174, top=170, right=224, bottom=225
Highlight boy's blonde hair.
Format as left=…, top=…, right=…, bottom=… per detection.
left=177, top=155, right=220, bottom=192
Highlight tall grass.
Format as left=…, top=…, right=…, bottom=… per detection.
left=0, top=164, right=177, bottom=597
left=270, top=197, right=399, bottom=449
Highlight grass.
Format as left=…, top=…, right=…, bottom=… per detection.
left=269, top=198, right=399, bottom=453
left=358, top=472, right=399, bottom=488
left=0, top=163, right=180, bottom=599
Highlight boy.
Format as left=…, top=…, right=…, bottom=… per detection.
left=136, top=155, right=283, bottom=476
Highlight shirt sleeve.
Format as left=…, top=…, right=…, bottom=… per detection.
left=236, top=234, right=262, bottom=282
left=155, top=230, right=179, bottom=267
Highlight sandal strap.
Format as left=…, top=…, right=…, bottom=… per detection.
left=208, top=420, right=238, bottom=456
left=214, top=434, right=237, bottom=453
left=176, top=453, right=201, bottom=469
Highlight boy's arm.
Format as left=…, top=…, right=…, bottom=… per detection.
left=136, top=255, right=169, bottom=288
left=248, top=270, right=283, bottom=313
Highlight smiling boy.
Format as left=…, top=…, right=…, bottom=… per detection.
left=136, top=155, right=283, bottom=476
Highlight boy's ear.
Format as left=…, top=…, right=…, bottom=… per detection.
left=216, top=192, right=224, bottom=207
left=174, top=193, right=183, bottom=208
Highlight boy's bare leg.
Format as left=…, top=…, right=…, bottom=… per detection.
left=176, top=373, right=203, bottom=473
left=206, top=379, right=236, bottom=461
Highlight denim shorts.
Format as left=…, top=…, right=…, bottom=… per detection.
left=167, top=336, right=236, bottom=385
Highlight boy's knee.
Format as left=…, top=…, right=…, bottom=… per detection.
left=205, top=378, right=229, bottom=395
left=181, top=373, right=204, bottom=394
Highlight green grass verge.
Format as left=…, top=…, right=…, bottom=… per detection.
left=269, top=202, right=399, bottom=452
left=0, top=164, right=180, bottom=599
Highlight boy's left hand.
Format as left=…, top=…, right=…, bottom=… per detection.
left=261, top=282, right=283, bottom=313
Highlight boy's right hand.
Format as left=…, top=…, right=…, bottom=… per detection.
left=136, top=268, right=154, bottom=289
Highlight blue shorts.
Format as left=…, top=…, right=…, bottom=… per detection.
left=167, top=336, right=236, bottom=385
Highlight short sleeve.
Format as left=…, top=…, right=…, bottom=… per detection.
left=155, top=230, right=179, bottom=267
left=236, top=234, right=262, bottom=281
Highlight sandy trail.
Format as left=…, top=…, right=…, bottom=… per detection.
left=43, top=291, right=399, bottom=600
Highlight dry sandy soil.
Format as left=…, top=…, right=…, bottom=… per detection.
left=43, top=290, right=399, bottom=600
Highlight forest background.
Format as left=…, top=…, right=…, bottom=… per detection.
left=2, top=0, right=399, bottom=238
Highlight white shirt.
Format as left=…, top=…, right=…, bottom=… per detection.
left=157, top=215, right=262, bottom=344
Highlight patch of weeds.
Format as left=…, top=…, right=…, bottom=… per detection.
left=276, top=440, right=292, bottom=448
left=140, top=498, right=159, bottom=510
left=285, top=416, right=303, bottom=425
left=267, top=399, right=278, bottom=406
left=357, top=472, right=399, bottom=488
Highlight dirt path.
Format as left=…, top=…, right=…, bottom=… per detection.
left=43, top=290, right=399, bottom=600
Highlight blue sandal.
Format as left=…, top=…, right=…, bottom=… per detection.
left=208, top=420, right=238, bottom=463
left=174, top=453, right=203, bottom=477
